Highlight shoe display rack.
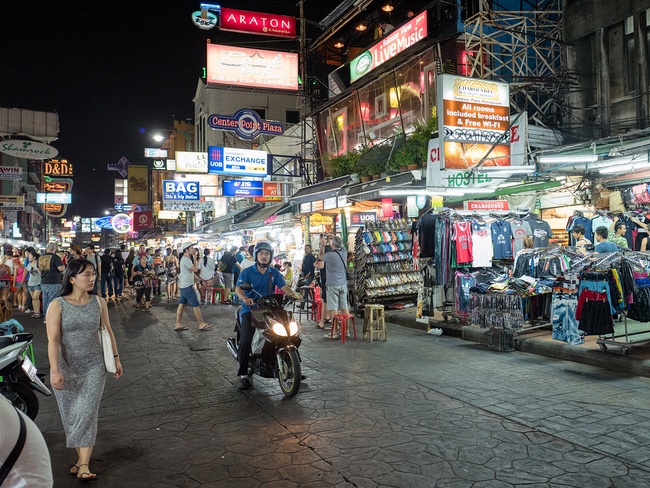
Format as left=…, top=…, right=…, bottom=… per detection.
left=354, top=219, right=421, bottom=307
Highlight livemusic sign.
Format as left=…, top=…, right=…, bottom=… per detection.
left=209, top=109, right=285, bottom=140
left=350, top=11, right=428, bottom=83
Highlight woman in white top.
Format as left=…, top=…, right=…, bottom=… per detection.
left=238, top=244, right=256, bottom=271
left=198, top=249, right=215, bottom=302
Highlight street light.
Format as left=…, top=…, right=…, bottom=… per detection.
left=152, top=134, right=165, bottom=142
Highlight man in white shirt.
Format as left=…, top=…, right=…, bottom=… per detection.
left=174, top=242, right=211, bottom=331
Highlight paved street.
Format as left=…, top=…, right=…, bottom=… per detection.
left=21, top=294, right=650, bottom=487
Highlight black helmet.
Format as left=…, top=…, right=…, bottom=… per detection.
left=254, top=241, right=273, bottom=267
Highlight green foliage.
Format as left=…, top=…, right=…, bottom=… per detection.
left=326, top=147, right=365, bottom=178
left=389, top=117, right=437, bottom=170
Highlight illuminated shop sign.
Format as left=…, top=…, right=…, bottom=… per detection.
left=437, top=74, right=510, bottom=170
left=162, top=180, right=200, bottom=201
left=220, top=7, right=296, bottom=38
left=144, top=148, right=168, bottom=158
left=208, top=109, right=285, bottom=140
left=36, top=193, right=72, bottom=204
left=175, top=151, right=208, bottom=173
left=208, top=146, right=269, bottom=177
left=222, top=179, right=263, bottom=197
left=350, top=11, right=428, bottom=83
left=206, top=43, right=299, bottom=91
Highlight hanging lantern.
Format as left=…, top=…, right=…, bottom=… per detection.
left=381, top=198, right=393, bottom=219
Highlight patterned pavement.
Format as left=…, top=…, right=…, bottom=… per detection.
left=19, top=295, right=650, bottom=487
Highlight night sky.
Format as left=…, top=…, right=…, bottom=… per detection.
left=2, top=0, right=330, bottom=217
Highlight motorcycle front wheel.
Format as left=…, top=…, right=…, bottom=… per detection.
left=277, top=349, right=301, bottom=397
left=1, top=381, right=39, bottom=420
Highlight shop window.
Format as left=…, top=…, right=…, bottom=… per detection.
left=607, top=22, right=625, bottom=99
left=252, top=108, right=266, bottom=119
left=625, top=16, right=636, bottom=94
left=573, top=34, right=595, bottom=107
left=286, top=110, right=300, bottom=124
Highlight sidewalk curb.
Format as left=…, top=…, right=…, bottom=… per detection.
left=383, top=309, right=650, bottom=378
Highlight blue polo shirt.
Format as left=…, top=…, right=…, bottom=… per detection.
left=237, top=265, right=286, bottom=314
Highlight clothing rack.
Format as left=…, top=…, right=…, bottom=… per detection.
left=592, top=251, right=650, bottom=354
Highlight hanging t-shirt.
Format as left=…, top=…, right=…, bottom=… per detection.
left=510, top=220, right=532, bottom=255
left=490, top=220, right=513, bottom=259
left=418, top=213, right=437, bottom=258
left=471, top=221, right=493, bottom=268
left=453, top=221, right=473, bottom=265
left=591, top=215, right=613, bottom=235
left=526, top=218, right=553, bottom=248
left=568, top=215, right=593, bottom=245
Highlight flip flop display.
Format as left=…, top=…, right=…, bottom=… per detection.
left=353, top=218, right=422, bottom=306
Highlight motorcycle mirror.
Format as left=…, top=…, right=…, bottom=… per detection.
left=240, top=282, right=253, bottom=291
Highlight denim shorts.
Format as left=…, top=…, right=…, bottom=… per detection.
left=179, top=285, right=200, bottom=307
left=28, top=284, right=41, bottom=292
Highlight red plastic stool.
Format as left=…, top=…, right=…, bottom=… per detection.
left=212, top=287, right=226, bottom=304
left=331, top=314, right=356, bottom=343
left=313, top=299, right=324, bottom=322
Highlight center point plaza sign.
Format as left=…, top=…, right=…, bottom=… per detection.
left=350, top=11, right=428, bottom=83
left=206, top=43, right=299, bottom=91
left=208, top=109, right=284, bottom=140
left=208, top=146, right=269, bottom=177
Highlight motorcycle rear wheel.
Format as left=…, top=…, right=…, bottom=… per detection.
left=1, top=381, right=39, bottom=420
left=277, top=349, right=301, bottom=397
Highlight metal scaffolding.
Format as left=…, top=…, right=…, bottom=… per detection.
left=463, top=0, right=565, bottom=128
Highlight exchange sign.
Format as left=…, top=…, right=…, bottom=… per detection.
left=208, top=146, right=269, bottom=177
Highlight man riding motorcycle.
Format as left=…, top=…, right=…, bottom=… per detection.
left=234, top=241, right=300, bottom=390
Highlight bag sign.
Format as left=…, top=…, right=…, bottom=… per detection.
left=162, top=180, right=200, bottom=201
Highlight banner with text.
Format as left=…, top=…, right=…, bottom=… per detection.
left=127, top=165, right=149, bottom=204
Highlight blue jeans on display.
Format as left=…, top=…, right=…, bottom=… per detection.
left=41, top=283, right=61, bottom=317
left=552, top=295, right=584, bottom=345
left=100, top=273, right=114, bottom=298
left=113, top=275, right=124, bottom=298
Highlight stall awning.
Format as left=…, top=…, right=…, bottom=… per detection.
left=344, top=171, right=419, bottom=201
left=190, top=205, right=262, bottom=235
left=232, top=204, right=293, bottom=230
left=289, top=175, right=353, bottom=205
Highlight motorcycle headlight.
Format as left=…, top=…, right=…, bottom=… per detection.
left=289, top=321, right=299, bottom=336
left=272, top=322, right=288, bottom=336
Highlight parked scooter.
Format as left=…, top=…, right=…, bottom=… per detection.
left=0, top=333, right=51, bottom=419
left=226, top=283, right=302, bottom=397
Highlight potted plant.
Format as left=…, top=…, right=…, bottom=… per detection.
left=326, top=147, right=365, bottom=178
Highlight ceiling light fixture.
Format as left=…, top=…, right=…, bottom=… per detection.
left=334, top=39, right=345, bottom=48
left=356, top=22, right=367, bottom=31
left=381, top=2, right=394, bottom=12
left=537, top=154, right=597, bottom=164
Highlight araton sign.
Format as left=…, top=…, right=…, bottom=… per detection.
left=0, top=139, right=58, bottom=160
left=220, top=7, right=296, bottom=38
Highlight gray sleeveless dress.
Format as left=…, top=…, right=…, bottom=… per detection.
left=53, top=296, right=106, bottom=448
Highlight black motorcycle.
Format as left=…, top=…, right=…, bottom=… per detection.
left=226, top=284, right=302, bottom=397
left=0, top=333, right=52, bottom=419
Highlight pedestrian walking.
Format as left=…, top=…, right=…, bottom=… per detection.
left=164, top=247, right=179, bottom=300
left=99, top=248, right=115, bottom=299
left=83, top=245, right=100, bottom=295
left=39, top=242, right=64, bottom=320
left=46, top=258, right=123, bottom=480
left=25, top=247, right=42, bottom=318
left=199, top=248, right=216, bottom=303
left=131, top=255, right=153, bottom=311
left=174, top=242, right=211, bottom=331
left=219, top=247, right=237, bottom=304
left=112, top=249, right=125, bottom=299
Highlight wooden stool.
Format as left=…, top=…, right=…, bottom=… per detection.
left=331, top=314, right=356, bottom=343
left=364, top=305, right=386, bottom=342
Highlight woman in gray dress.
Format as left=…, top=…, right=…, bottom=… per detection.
left=46, top=258, right=123, bottom=480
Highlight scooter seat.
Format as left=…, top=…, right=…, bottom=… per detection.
left=0, top=335, right=16, bottom=348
